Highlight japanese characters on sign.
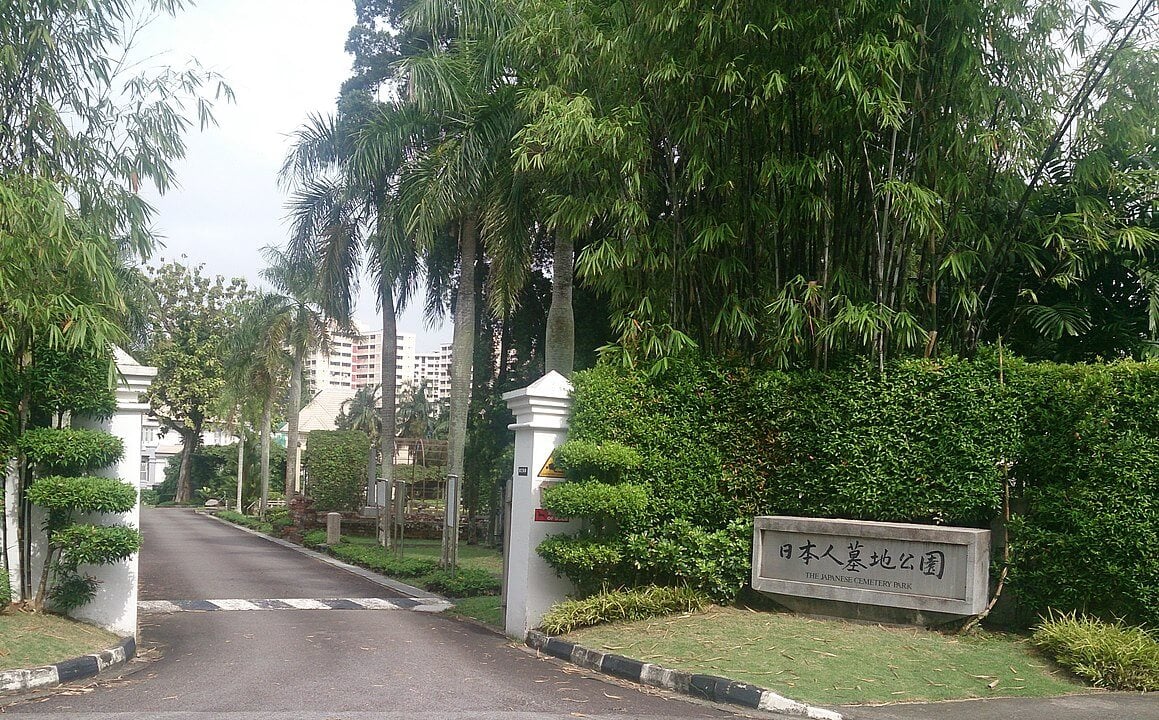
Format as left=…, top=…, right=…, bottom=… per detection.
left=778, top=537, right=947, bottom=592
left=752, top=516, right=989, bottom=617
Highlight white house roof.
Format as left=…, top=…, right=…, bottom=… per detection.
left=294, top=387, right=358, bottom=434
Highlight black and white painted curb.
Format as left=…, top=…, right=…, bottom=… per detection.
left=0, top=635, right=135, bottom=695
left=139, top=596, right=452, bottom=614
left=526, top=630, right=842, bottom=720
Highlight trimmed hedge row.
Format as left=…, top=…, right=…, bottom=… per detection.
left=304, top=430, right=370, bottom=512
left=546, top=354, right=1158, bottom=626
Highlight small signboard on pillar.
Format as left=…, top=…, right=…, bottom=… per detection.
left=501, top=371, right=579, bottom=640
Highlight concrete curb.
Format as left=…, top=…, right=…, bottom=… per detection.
left=0, top=635, right=136, bottom=695
left=198, top=510, right=446, bottom=602
left=526, top=630, right=843, bottom=719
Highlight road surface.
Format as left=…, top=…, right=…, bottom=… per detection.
left=0, top=508, right=747, bottom=720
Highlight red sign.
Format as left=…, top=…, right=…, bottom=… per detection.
left=534, top=508, right=569, bottom=523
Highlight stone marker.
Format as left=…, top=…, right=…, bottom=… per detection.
left=326, top=512, right=342, bottom=546
left=752, top=516, right=989, bottom=624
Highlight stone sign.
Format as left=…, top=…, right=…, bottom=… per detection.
left=752, top=516, right=989, bottom=618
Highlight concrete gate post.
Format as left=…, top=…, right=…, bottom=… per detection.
left=501, top=371, right=580, bottom=639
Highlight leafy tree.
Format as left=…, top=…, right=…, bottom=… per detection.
left=510, top=0, right=1158, bottom=369
left=0, top=0, right=230, bottom=600
left=0, top=0, right=231, bottom=255
left=143, top=262, right=248, bottom=504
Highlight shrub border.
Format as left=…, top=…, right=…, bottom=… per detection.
left=200, top=510, right=449, bottom=604
left=526, top=629, right=842, bottom=719
left=0, top=635, right=135, bottom=695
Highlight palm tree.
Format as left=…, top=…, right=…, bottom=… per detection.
left=396, top=381, right=438, bottom=440
left=259, top=246, right=351, bottom=499
left=282, top=108, right=421, bottom=544
left=362, top=0, right=536, bottom=568
left=224, top=293, right=291, bottom=518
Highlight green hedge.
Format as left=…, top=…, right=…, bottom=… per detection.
left=304, top=430, right=369, bottom=512
left=551, top=354, right=1159, bottom=626
left=1006, top=361, right=1159, bottom=626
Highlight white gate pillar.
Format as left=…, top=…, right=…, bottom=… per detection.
left=73, top=349, right=156, bottom=638
left=501, top=371, right=580, bottom=639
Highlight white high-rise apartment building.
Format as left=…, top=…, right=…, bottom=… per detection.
left=352, top=327, right=416, bottom=392
left=304, top=323, right=452, bottom=411
left=304, top=331, right=354, bottom=390
left=413, top=342, right=454, bottom=406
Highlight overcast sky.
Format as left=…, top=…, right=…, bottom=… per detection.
left=136, top=0, right=451, bottom=350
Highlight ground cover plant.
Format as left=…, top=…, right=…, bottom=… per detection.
left=539, top=585, right=708, bottom=635
left=0, top=610, right=119, bottom=671
left=1032, top=612, right=1159, bottom=691
left=225, top=514, right=502, bottom=601
left=215, top=510, right=273, bottom=535
left=565, top=606, right=1087, bottom=706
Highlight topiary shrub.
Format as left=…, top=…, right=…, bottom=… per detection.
left=303, top=430, right=369, bottom=512
left=17, top=428, right=124, bottom=476
left=26, top=475, right=137, bottom=518
left=26, top=473, right=140, bottom=612
left=552, top=440, right=642, bottom=484
left=541, top=481, right=648, bottom=532
left=537, top=536, right=628, bottom=594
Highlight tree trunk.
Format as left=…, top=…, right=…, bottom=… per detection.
left=175, top=427, right=198, bottom=504
left=366, top=430, right=378, bottom=508
left=285, top=348, right=304, bottom=498
left=16, top=366, right=31, bottom=600
left=442, top=217, right=478, bottom=569
left=259, top=391, right=273, bottom=519
left=545, top=232, right=575, bottom=377
left=380, top=285, right=398, bottom=547
left=235, top=429, right=245, bottom=511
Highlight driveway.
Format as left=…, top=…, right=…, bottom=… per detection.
left=0, top=508, right=746, bottom=720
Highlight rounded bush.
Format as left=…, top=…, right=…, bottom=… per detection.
left=54, top=524, right=142, bottom=568
left=553, top=440, right=642, bottom=484
left=27, top=475, right=137, bottom=515
left=303, top=430, right=369, bottom=512
left=541, top=481, right=648, bottom=526
left=18, top=428, right=124, bottom=474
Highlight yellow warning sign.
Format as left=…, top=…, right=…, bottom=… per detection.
left=538, top=450, right=566, bottom=478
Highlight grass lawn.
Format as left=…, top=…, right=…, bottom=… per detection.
left=0, top=610, right=120, bottom=671
left=447, top=595, right=503, bottom=628
left=565, top=606, right=1089, bottom=706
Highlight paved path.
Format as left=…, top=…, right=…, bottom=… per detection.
left=0, top=509, right=745, bottom=720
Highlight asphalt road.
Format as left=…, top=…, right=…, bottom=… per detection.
left=0, top=509, right=747, bottom=720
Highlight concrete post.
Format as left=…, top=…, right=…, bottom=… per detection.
left=326, top=512, right=342, bottom=546
left=72, top=348, right=156, bottom=639
left=501, top=371, right=580, bottom=639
